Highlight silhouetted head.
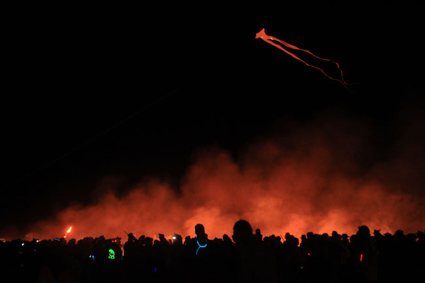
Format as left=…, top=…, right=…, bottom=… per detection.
left=395, top=230, right=405, bottom=239
left=172, top=234, right=183, bottom=245
left=332, top=231, right=341, bottom=240
left=232, top=219, right=253, bottom=245
left=254, top=228, right=263, bottom=242
left=127, top=233, right=136, bottom=242
left=285, top=233, right=292, bottom=241
left=223, top=234, right=232, bottom=243
left=145, top=237, right=153, bottom=246
left=195, top=224, right=205, bottom=236
left=357, top=225, right=371, bottom=238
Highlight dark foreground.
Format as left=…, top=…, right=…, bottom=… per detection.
left=1, top=221, right=424, bottom=283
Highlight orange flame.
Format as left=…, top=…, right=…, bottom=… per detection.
left=64, top=226, right=72, bottom=238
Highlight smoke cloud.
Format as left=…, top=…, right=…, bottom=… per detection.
left=26, top=109, right=425, bottom=241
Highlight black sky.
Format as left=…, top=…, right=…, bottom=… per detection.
left=3, top=2, right=424, bottom=237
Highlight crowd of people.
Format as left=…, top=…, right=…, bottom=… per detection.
left=1, top=220, right=424, bottom=282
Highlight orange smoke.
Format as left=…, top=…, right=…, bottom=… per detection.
left=28, top=111, right=425, bottom=241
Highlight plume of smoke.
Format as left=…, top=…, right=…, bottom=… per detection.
left=28, top=110, right=425, bottom=240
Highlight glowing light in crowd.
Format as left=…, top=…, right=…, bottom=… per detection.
left=108, top=249, right=116, bottom=260
left=196, top=240, right=207, bottom=255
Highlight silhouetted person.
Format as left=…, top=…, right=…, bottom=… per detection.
left=194, top=224, right=208, bottom=256
left=223, top=234, right=233, bottom=246
left=167, top=234, right=187, bottom=281
left=232, top=219, right=277, bottom=283
left=158, top=233, right=169, bottom=246
left=232, top=220, right=253, bottom=246
left=354, top=225, right=378, bottom=282
left=172, top=234, right=183, bottom=246
left=186, top=224, right=214, bottom=282
left=255, top=228, right=263, bottom=244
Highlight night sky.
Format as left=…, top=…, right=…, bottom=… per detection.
left=3, top=2, right=424, bottom=239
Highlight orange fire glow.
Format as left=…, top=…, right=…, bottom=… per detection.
left=25, top=112, right=425, bottom=241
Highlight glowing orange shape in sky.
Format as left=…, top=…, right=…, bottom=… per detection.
left=256, top=28, right=350, bottom=89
